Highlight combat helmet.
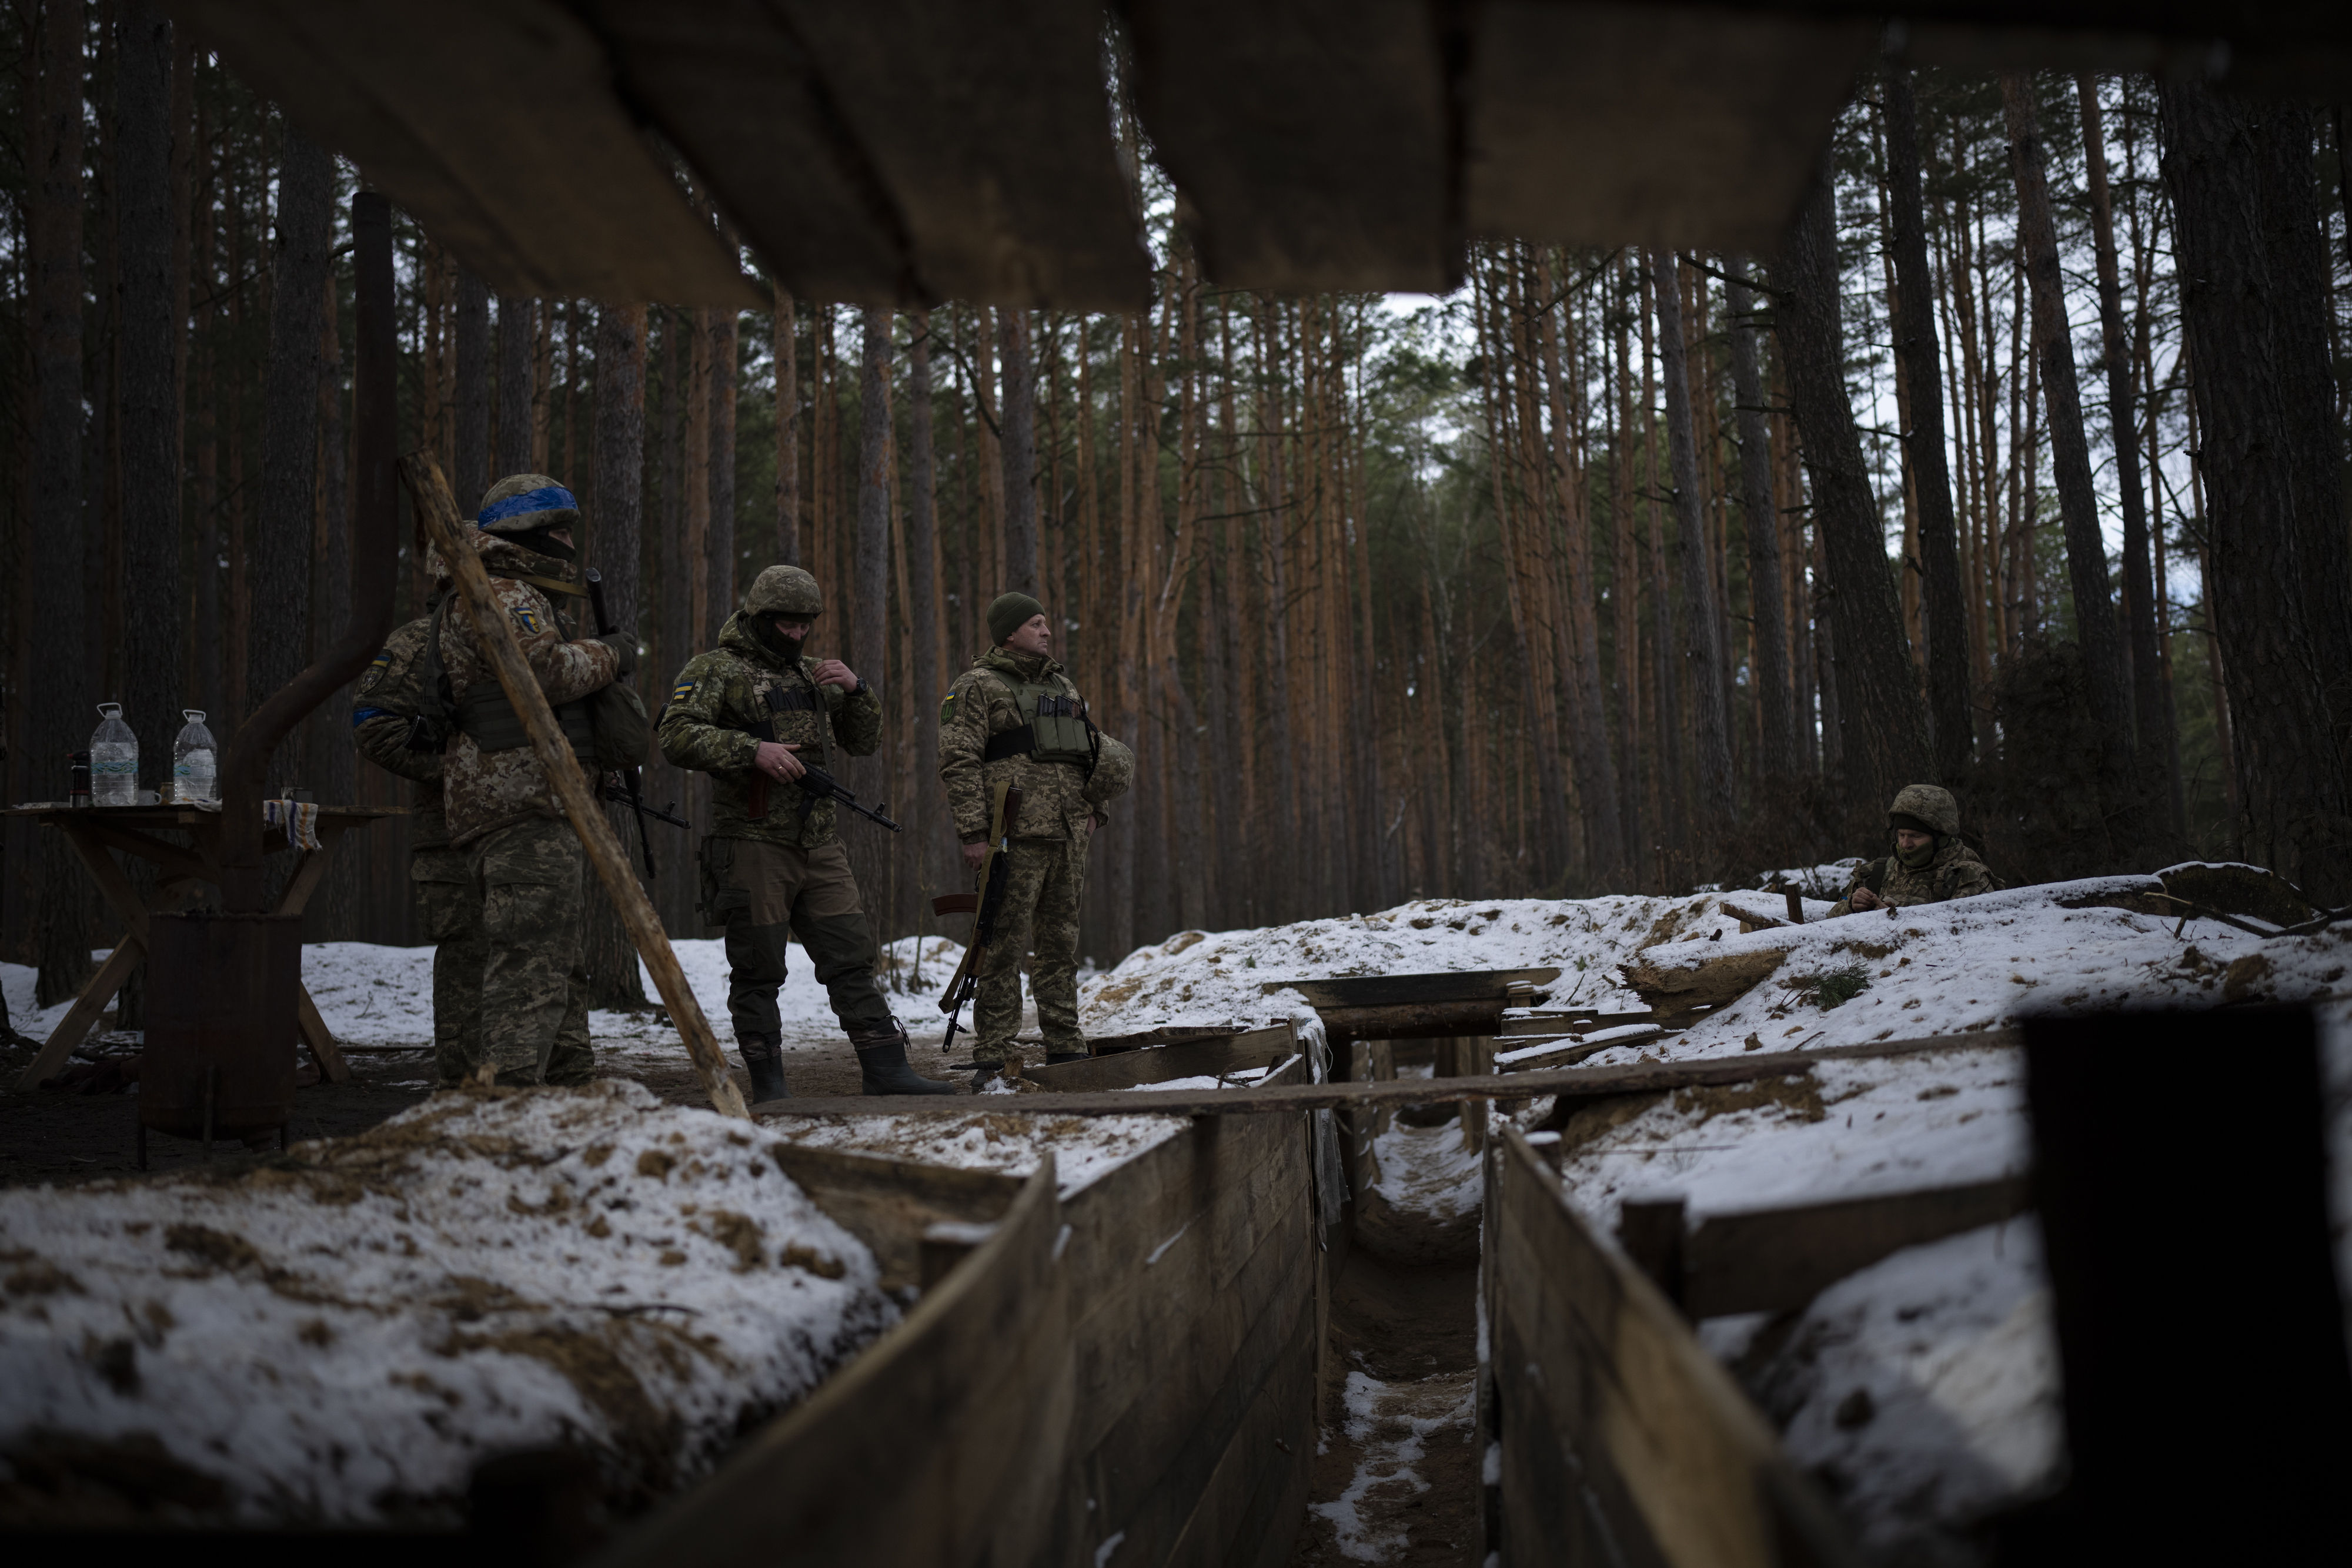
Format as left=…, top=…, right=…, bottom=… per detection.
left=1886, top=783, right=1961, bottom=840
left=476, top=473, right=580, bottom=551
left=744, top=565, right=824, bottom=619
left=1082, top=733, right=1135, bottom=807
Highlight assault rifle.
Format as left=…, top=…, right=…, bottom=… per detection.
left=584, top=567, right=665, bottom=878
left=936, top=781, right=1020, bottom=1059
left=600, top=778, right=689, bottom=833
left=791, top=763, right=901, bottom=833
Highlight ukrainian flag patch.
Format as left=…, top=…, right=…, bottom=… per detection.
left=938, top=692, right=957, bottom=726
left=357, top=650, right=392, bottom=693
left=671, top=680, right=696, bottom=704
left=509, top=606, right=541, bottom=636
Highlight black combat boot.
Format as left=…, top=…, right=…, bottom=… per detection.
left=739, top=1035, right=790, bottom=1104
left=969, top=1061, right=1003, bottom=1092
left=851, top=1022, right=960, bottom=1096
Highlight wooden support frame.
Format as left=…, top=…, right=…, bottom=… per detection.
left=1484, top=1125, right=1859, bottom=1566
left=403, top=452, right=747, bottom=1119
left=6, top=804, right=390, bottom=1090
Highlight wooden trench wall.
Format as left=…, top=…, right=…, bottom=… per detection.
left=594, top=1045, right=1321, bottom=1568
left=1481, top=1125, right=1859, bottom=1568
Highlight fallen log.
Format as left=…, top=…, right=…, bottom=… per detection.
left=754, top=1030, right=2023, bottom=1119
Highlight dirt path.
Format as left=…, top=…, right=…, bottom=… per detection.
left=1293, top=1250, right=1484, bottom=1565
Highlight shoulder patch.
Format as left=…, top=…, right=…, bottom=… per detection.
left=939, top=691, right=957, bottom=727
left=509, top=605, right=542, bottom=637
left=357, top=650, right=393, bottom=694
left=670, top=679, right=697, bottom=705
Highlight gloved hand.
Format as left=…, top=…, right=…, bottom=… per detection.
left=597, top=630, right=637, bottom=676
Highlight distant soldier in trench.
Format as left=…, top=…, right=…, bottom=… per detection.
left=937, top=592, right=1134, bottom=1089
left=658, top=566, right=957, bottom=1102
left=1828, top=783, right=2000, bottom=917
left=350, top=565, right=483, bottom=1088
left=432, top=474, right=632, bottom=1085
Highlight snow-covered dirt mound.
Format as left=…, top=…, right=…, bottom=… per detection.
left=0, top=1082, right=894, bottom=1526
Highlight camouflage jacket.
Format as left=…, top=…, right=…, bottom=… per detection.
left=1829, top=842, right=1998, bottom=917
left=938, top=647, right=1103, bottom=843
left=437, top=533, right=619, bottom=849
left=656, top=611, right=883, bottom=848
left=350, top=610, right=449, bottom=848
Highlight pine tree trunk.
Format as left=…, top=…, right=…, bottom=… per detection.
left=2079, top=76, right=2180, bottom=835
left=2002, top=73, right=2137, bottom=838
left=998, top=307, right=1038, bottom=594
left=118, top=0, right=181, bottom=778
left=249, top=123, right=330, bottom=791
left=1726, top=261, right=1793, bottom=782
left=1883, top=63, right=1975, bottom=789
left=1772, top=175, right=1929, bottom=822
left=31, top=0, right=93, bottom=1004
left=452, top=270, right=489, bottom=512
left=774, top=284, right=798, bottom=565
left=494, top=294, right=533, bottom=477
left=850, top=309, right=894, bottom=944
left=906, top=310, right=951, bottom=912
left=1650, top=250, right=1733, bottom=827
left=586, top=301, right=649, bottom=1007
left=708, top=307, right=739, bottom=636
left=2159, top=81, right=2352, bottom=902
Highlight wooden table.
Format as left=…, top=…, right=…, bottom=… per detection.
left=6, top=803, right=399, bottom=1091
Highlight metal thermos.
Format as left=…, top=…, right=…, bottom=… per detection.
left=68, top=751, right=91, bottom=807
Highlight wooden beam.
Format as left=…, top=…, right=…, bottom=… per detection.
left=169, top=0, right=756, bottom=305
left=1681, top=1175, right=2033, bottom=1318
left=402, top=452, right=748, bottom=1119
left=755, top=1030, right=2024, bottom=1119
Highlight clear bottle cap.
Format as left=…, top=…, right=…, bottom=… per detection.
left=183, top=709, right=206, bottom=723
left=98, top=702, right=122, bottom=718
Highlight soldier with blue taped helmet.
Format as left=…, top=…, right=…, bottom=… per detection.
left=430, top=472, right=631, bottom=1085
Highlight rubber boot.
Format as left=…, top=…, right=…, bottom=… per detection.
left=852, top=1024, right=960, bottom=1096
left=740, top=1035, right=790, bottom=1104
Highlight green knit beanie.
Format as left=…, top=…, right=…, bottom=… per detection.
left=987, top=591, right=1046, bottom=646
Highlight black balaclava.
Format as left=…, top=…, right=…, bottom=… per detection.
left=753, top=612, right=806, bottom=664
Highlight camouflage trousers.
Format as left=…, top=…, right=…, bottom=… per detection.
left=701, top=835, right=893, bottom=1050
left=973, top=836, right=1088, bottom=1064
left=411, top=845, right=485, bottom=1088
left=465, top=816, right=594, bottom=1086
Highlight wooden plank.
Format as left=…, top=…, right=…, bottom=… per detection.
left=1499, top=1007, right=1653, bottom=1037
left=1465, top=2, right=1873, bottom=250
left=1044, top=1055, right=1315, bottom=1565
left=1682, top=1176, right=2033, bottom=1319
left=15, top=942, right=144, bottom=1091
left=769, top=1143, right=1025, bottom=1295
left=405, top=452, right=747, bottom=1119
left=1021, top=1022, right=1298, bottom=1092
left=589, top=1159, right=1071, bottom=1568
left=1489, top=1126, right=1857, bottom=1567
left=754, top=1031, right=2026, bottom=1120
left=1122, top=0, right=1454, bottom=292
left=1264, top=967, right=1561, bottom=1008
left=169, top=0, right=755, bottom=305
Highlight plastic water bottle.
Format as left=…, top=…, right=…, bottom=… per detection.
left=91, top=703, right=138, bottom=807
left=172, top=710, right=219, bottom=804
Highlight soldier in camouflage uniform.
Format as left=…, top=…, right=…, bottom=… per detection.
left=437, top=474, right=632, bottom=1085
left=938, top=592, right=1133, bottom=1088
left=1828, top=783, right=2000, bottom=917
left=657, top=565, right=956, bottom=1101
left=350, top=592, right=488, bottom=1087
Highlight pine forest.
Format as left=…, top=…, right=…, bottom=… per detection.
left=5, top=11, right=2351, bottom=1009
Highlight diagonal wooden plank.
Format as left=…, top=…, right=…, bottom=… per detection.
left=167, top=0, right=755, bottom=305
left=15, top=943, right=145, bottom=1092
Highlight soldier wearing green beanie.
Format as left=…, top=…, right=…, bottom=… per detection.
left=937, top=593, right=1131, bottom=1086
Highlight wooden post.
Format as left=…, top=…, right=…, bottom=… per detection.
left=1617, top=1195, right=1688, bottom=1310
left=400, top=451, right=748, bottom=1119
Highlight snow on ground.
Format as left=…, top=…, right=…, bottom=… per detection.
left=0, top=1082, right=893, bottom=1525
left=767, top=1065, right=1306, bottom=1197
left=1308, top=1369, right=1477, bottom=1563
left=6, top=933, right=984, bottom=1071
